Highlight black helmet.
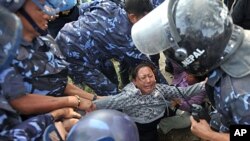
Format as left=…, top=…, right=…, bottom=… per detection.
left=0, top=5, right=22, bottom=72
left=66, top=109, right=139, bottom=141
left=132, top=0, right=239, bottom=76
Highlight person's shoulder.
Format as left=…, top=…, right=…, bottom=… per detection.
left=123, top=82, right=141, bottom=95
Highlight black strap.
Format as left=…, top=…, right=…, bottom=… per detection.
left=205, top=84, right=216, bottom=107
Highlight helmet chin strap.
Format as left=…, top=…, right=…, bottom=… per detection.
left=19, top=8, right=48, bottom=36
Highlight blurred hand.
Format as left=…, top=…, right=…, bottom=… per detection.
left=79, top=98, right=95, bottom=111
left=51, top=108, right=81, bottom=121
left=171, top=98, right=181, bottom=107
left=62, top=118, right=79, bottom=132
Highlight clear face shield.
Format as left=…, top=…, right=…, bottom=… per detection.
left=131, top=0, right=181, bottom=56
left=32, top=0, right=77, bottom=16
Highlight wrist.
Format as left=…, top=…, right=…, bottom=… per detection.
left=74, top=95, right=81, bottom=109
left=50, top=109, right=64, bottom=121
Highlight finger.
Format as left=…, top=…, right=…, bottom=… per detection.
left=73, top=111, right=81, bottom=118
left=190, top=116, right=197, bottom=124
left=199, top=119, right=208, bottom=124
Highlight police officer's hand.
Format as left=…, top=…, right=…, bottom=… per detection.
left=78, top=98, right=95, bottom=111
left=50, top=108, right=81, bottom=121
left=190, top=116, right=212, bottom=140
left=190, top=116, right=229, bottom=141
left=171, top=98, right=181, bottom=107
left=62, top=118, right=79, bottom=132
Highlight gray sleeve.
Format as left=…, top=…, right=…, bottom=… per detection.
left=93, top=91, right=128, bottom=110
left=161, top=82, right=205, bottom=99
left=178, top=82, right=206, bottom=97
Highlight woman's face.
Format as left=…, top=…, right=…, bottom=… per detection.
left=133, top=66, right=156, bottom=95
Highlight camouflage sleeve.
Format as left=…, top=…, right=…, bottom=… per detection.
left=1, top=67, right=26, bottom=100
left=1, top=113, right=54, bottom=140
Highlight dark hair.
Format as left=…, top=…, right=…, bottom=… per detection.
left=131, top=62, right=156, bottom=80
left=124, top=0, right=153, bottom=16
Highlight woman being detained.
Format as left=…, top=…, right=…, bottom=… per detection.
left=93, top=62, right=206, bottom=141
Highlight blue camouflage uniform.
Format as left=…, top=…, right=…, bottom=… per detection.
left=0, top=68, right=55, bottom=141
left=12, top=35, right=69, bottom=97
left=207, top=69, right=250, bottom=132
left=1, top=35, right=68, bottom=140
left=56, top=0, right=167, bottom=96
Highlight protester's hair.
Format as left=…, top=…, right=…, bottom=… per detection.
left=131, top=62, right=156, bottom=80
left=124, top=0, right=153, bottom=16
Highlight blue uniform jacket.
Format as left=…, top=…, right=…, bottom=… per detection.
left=56, top=0, right=167, bottom=96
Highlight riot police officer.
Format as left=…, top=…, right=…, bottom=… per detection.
left=131, top=0, right=250, bottom=140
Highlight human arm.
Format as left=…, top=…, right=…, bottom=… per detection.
left=64, top=83, right=98, bottom=101
left=190, top=116, right=229, bottom=141
left=161, top=81, right=206, bottom=99
left=7, top=108, right=80, bottom=141
left=9, top=94, right=93, bottom=115
left=93, top=91, right=129, bottom=110
left=179, top=92, right=206, bottom=112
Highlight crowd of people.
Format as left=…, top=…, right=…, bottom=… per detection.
left=1, top=0, right=250, bottom=141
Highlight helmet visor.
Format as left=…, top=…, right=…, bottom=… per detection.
left=32, top=0, right=77, bottom=16
left=131, top=0, right=179, bottom=55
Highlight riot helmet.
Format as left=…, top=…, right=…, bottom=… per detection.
left=132, top=0, right=238, bottom=76
left=0, top=5, right=23, bottom=112
left=31, top=0, right=77, bottom=16
left=66, top=109, right=139, bottom=141
left=0, top=0, right=76, bottom=14
left=0, top=5, right=22, bottom=72
left=1, top=0, right=77, bottom=36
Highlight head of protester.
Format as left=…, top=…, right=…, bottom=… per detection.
left=132, top=0, right=241, bottom=76
left=131, top=62, right=157, bottom=94
left=66, top=109, right=139, bottom=141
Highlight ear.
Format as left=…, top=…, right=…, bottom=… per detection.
left=128, top=13, right=138, bottom=24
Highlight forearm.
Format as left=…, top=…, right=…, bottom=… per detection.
left=94, top=94, right=125, bottom=110
left=179, top=93, right=205, bottom=111
left=94, top=96, right=113, bottom=109
left=10, top=94, right=78, bottom=115
left=181, top=82, right=205, bottom=97
left=64, top=83, right=95, bottom=100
